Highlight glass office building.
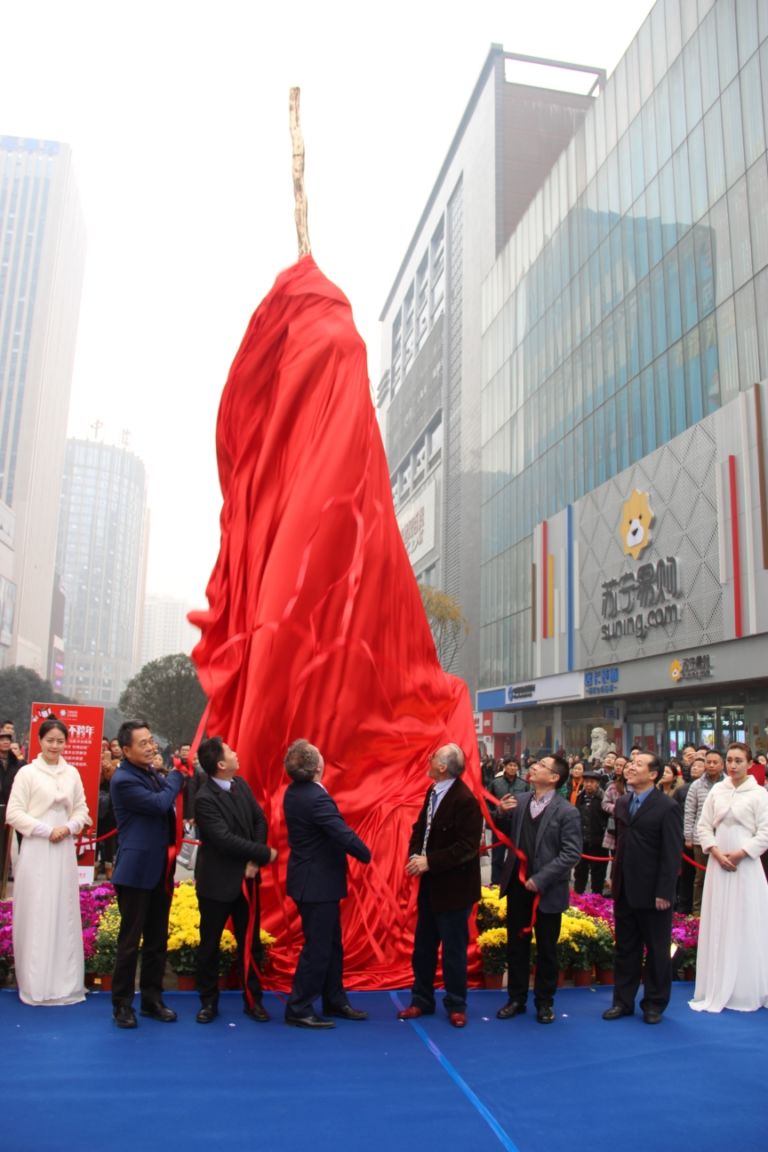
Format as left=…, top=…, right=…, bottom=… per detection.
left=478, top=0, right=768, bottom=755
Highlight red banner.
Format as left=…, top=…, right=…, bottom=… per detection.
left=29, top=702, right=104, bottom=883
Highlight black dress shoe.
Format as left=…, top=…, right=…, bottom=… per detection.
left=643, top=1008, right=663, bottom=1024
left=536, top=1005, right=555, bottom=1024
left=284, top=1013, right=336, bottom=1029
left=140, top=1000, right=177, bottom=1022
left=323, top=1005, right=368, bottom=1021
left=244, top=1003, right=270, bottom=1022
left=113, top=1004, right=137, bottom=1029
left=196, top=1004, right=218, bottom=1024
left=496, top=1000, right=527, bottom=1020
left=602, top=1005, right=634, bottom=1020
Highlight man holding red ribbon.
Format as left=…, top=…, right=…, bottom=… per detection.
left=398, top=743, right=483, bottom=1029
left=193, top=737, right=278, bottom=1024
left=495, top=755, right=582, bottom=1025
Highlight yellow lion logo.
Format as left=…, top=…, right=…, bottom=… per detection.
left=670, top=659, right=683, bottom=683
left=621, top=489, right=654, bottom=560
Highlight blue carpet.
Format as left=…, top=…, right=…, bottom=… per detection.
left=3, top=984, right=765, bottom=1152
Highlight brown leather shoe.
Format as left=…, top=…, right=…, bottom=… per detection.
left=397, top=1005, right=431, bottom=1020
left=448, top=1011, right=467, bottom=1028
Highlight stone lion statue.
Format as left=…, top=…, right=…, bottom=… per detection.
left=590, top=727, right=610, bottom=761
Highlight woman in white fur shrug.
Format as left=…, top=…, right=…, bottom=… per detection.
left=6, top=717, right=91, bottom=1006
left=690, top=741, right=768, bottom=1013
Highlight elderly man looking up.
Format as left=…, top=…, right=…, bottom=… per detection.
left=398, top=743, right=483, bottom=1029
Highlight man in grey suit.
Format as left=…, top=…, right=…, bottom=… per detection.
left=494, top=755, right=582, bottom=1024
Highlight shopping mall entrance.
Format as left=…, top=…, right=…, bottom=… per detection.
left=666, top=704, right=746, bottom=754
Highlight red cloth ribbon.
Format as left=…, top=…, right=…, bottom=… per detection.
left=188, top=256, right=479, bottom=990
left=479, top=788, right=539, bottom=937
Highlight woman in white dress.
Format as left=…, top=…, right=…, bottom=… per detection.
left=6, top=718, right=91, bottom=1006
left=690, top=741, right=768, bottom=1013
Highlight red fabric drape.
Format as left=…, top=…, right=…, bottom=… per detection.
left=190, top=256, right=479, bottom=990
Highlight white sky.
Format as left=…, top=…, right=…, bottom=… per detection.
left=2, top=0, right=654, bottom=610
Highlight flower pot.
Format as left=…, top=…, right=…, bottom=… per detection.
left=573, top=968, right=594, bottom=987
left=596, top=968, right=614, bottom=985
left=683, top=966, right=695, bottom=982
left=557, top=967, right=573, bottom=986
left=483, top=970, right=505, bottom=989
left=176, top=974, right=196, bottom=991
left=95, top=973, right=112, bottom=991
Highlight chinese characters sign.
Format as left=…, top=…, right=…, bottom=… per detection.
left=601, top=556, right=683, bottom=642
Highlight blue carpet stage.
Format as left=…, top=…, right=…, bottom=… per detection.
left=3, top=984, right=765, bottom=1152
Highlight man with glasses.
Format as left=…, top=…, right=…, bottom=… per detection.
left=110, top=720, right=186, bottom=1029
left=495, top=755, right=582, bottom=1025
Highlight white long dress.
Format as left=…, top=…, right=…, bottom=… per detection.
left=689, top=776, right=768, bottom=1013
left=7, top=757, right=89, bottom=1006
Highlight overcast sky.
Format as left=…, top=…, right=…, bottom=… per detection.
left=2, top=0, right=654, bottom=612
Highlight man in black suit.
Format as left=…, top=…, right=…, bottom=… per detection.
left=283, top=739, right=371, bottom=1029
left=495, top=755, right=582, bottom=1024
left=398, top=743, right=483, bottom=1029
left=193, top=736, right=278, bottom=1024
left=603, top=751, right=683, bottom=1024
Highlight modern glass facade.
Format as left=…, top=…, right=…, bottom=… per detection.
left=479, top=0, right=768, bottom=688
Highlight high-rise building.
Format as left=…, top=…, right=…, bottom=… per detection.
left=378, top=47, right=604, bottom=695
left=476, top=0, right=768, bottom=757
left=140, top=594, right=198, bottom=667
left=0, top=137, right=86, bottom=674
left=56, top=438, right=149, bottom=705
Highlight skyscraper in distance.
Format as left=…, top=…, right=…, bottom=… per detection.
left=56, top=438, right=149, bottom=705
left=0, top=136, right=86, bottom=674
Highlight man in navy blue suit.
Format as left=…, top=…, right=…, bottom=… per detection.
left=283, top=739, right=371, bottom=1029
left=110, top=720, right=186, bottom=1029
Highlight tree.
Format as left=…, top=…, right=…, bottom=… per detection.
left=119, top=654, right=207, bottom=749
left=0, top=666, right=74, bottom=739
left=418, top=585, right=469, bottom=669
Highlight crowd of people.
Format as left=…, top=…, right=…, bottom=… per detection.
left=482, top=741, right=768, bottom=1020
left=2, top=721, right=767, bottom=1028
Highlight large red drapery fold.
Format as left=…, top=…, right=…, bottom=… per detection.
left=190, top=256, right=479, bottom=990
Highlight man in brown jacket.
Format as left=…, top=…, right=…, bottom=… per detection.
left=398, top=743, right=483, bottom=1028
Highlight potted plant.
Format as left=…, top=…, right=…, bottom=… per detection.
left=476, top=926, right=507, bottom=988
left=569, top=916, right=597, bottom=985
left=590, top=918, right=616, bottom=983
left=167, top=882, right=201, bottom=988
left=476, top=886, right=506, bottom=933
left=672, top=915, right=699, bottom=980
left=87, top=901, right=122, bottom=989
left=556, top=916, right=579, bottom=982
left=0, top=898, right=13, bottom=986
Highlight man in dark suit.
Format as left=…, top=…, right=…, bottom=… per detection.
left=110, top=720, right=186, bottom=1029
left=495, top=755, right=582, bottom=1024
left=398, top=743, right=483, bottom=1028
left=193, top=736, right=278, bottom=1024
left=283, top=739, right=371, bottom=1029
left=603, top=751, right=683, bottom=1024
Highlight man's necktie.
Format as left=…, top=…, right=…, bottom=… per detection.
left=630, top=794, right=640, bottom=819
left=421, top=789, right=437, bottom=854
